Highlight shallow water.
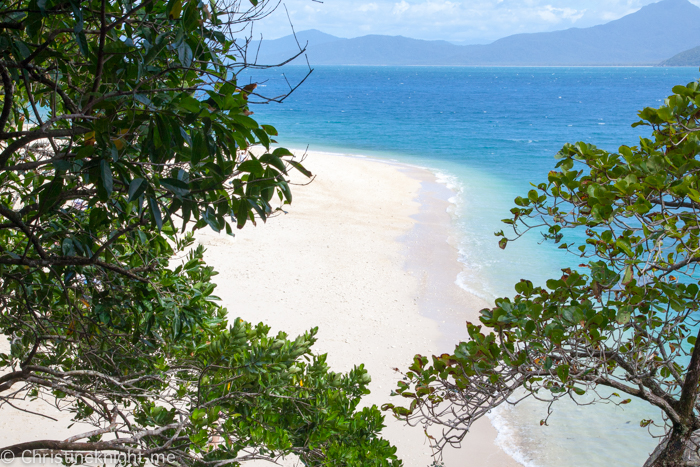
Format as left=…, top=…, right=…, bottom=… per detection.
left=241, top=65, right=700, bottom=466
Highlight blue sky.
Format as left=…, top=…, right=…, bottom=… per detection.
left=249, top=0, right=700, bottom=43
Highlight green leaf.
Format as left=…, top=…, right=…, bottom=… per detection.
left=261, top=124, right=278, bottom=136
left=556, top=364, right=570, bottom=383
left=621, top=265, right=633, bottom=285
left=39, top=176, right=64, bottom=213
left=236, top=199, right=248, bottom=229
left=616, top=306, right=632, bottom=325
left=232, top=114, right=259, bottom=129
left=99, top=160, right=113, bottom=195
left=13, top=40, right=31, bottom=60
left=179, top=96, right=202, bottom=114
left=167, top=0, right=183, bottom=19
left=104, top=40, right=134, bottom=54
left=62, top=238, right=76, bottom=256
left=524, top=320, right=536, bottom=335
left=203, top=207, right=221, bottom=232
left=272, top=147, right=294, bottom=157
left=149, top=198, right=163, bottom=231
left=134, top=94, right=152, bottom=107
left=128, top=178, right=148, bottom=202
left=89, top=207, right=109, bottom=230
left=544, top=356, right=553, bottom=371
left=192, top=131, right=206, bottom=165
left=69, top=0, right=83, bottom=32
left=160, top=178, right=190, bottom=197
left=288, top=160, right=312, bottom=178
left=178, top=42, right=193, bottom=68
left=75, top=31, right=89, bottom=56
left=238, top=159, right=264, bottom=175
left=260, top=153, right=288, bottom=175
left=253, top=128, right=270, bottom=149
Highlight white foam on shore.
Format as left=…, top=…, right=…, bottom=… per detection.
left=432, top=165, right=538, bottom=467
left=432, top=169, right=463, bottom=218
left=431, top=168, right=502, bottom=303
left=488, top=406, right=539, bottom=467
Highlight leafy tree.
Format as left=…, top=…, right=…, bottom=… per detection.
left=386, top=81, right=700, bottom=467
left=0, top=0, right=400, bottom=464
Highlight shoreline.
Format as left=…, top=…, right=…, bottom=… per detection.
left=395, top=162, right=521, bottom=467
left=309, top=150, right=529, bottom=466
left=0, top=149, right=520, bottom=466
left=196, top=149, right=519, bottom=466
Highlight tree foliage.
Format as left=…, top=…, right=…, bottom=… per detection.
left=386, top=81, right=700, bottom=467
left=0, top=0, right=400, bottom=464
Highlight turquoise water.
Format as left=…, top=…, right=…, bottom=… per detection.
left=242, top=66, right=700, bottom=466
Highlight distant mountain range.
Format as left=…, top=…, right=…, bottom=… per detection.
left=660, top=46, right=700, bottom=66
left=251, top=0, right=700, bottom=66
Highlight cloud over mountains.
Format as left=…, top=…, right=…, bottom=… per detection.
left=249, top=0, right=699, bottom=44
left=250, top=0, right=700, bottom=66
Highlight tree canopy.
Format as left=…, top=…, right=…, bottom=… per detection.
left=0, top=0, right=400, bottom=464
left=386, top=80, right=700, bottom=467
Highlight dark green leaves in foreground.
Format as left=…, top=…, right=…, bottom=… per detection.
left=0, top=0, right=396, bottom=464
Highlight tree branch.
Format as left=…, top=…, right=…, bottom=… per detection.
left=0, top=127, right=90, bottom=168
left=0, top=256, right=150, bottom=283
left=90, top=219, right=147, bottom=261
left=0, top=22, right=23, bottom=30
left=0, top=64, right=14, bottom=134
left=678, top=326, right=700, bottom=421
left=0, top=204, right=48, bottom=259
left=86, top=0, right=107, bottom=111
left=0, top=370, right=29, bottom=393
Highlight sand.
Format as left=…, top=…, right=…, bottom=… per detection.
left=196, top=150, right=519, bottom=467
left=0, top=149, right=520, bottom=467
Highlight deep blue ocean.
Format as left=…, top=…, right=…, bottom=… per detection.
left=241, top=66, right=700, bottom=467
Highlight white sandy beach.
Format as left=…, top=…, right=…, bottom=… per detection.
left=0, top=150, right=519, bottom=467
left=196, top=150, right=519, bottom=467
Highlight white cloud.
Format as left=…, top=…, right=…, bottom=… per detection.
left=599, top=8, right=637, bottom=20
left=358, top=3, right=379, bottom=11
left=392, top=0, right=410, bottom=15
left=390, top=0, right=460, bottom=17
left=537, top=5, right=585, bottom=23
left=558, top=7, right=585, bottom=21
